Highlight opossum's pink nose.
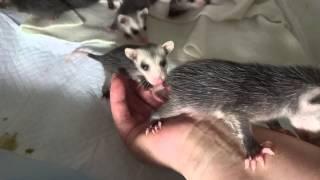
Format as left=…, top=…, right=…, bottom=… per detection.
left=153, top=79, right=164, bottom=86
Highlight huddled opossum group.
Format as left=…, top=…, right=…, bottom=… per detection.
left=2, top=0, right=320, bottom=172
left=0, top=0, right=211, bottom=42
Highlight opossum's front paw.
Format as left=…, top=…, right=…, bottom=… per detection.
left=244, top=141, right=274, bottom=171
left=145, top=120, right=162, bottom=136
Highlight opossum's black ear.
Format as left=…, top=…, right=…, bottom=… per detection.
left=310, top=94, right=320, bottom=104
left=118, top=15, right=128, bottom=24
left=162, top=41, right=175, bottom=54
left=124, top=48, right=137, bottom=61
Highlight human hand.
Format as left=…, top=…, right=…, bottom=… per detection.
left=109, top=73, right=250, bottom=180
left=109, top=73, right=196, bottom=170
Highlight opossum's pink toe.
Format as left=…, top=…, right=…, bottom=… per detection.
left=244, top=158, right=250, bottom=170
left=245, top=143, right=274, bottom=171
left=256, top=156, right=265, bottom=167
left=245, top=157, right=259, bottom=172
left=251, top=159, right=257, bottom=171
left=262, top=147, right=275, bottom=156
left=145, top=120, right=163, bottom=136
left=157, top=121, right=162, bottom=129
left=145, top=128, right=150, bottom=136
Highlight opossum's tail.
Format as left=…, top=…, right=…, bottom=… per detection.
left=88, top=53, right=104, bottom=63
left=66, top=47, right=104, bottom=63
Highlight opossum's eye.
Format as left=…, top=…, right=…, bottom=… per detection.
left=160, top=60, right=167, bottom=67
left=310, top=94, right=320, bottom=104
left=141, top=62, right=149, bottom=71
left=143, top=26, right=147, bottom=31
left=131, top=28, right=139, bottom=35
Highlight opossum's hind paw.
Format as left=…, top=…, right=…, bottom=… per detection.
left=245, top=141, right=274, bottom=171
left=145, top=120, right=162, bottom=136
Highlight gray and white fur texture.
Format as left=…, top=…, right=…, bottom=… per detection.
left=79, top=41, right=174, bottom=97
left=0, top=0, right=101, bottom=20
left=151, top=59, right=320, bottom=170
left=107, top=0, right=158, bottom=43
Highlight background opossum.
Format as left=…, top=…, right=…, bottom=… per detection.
left=72, top=41, right=174, bottom=98
left=107, top=0, right=158, bottom=43
left=151, top=59, right=320, bottom=170
left=107, top=0, right=211, bottom=42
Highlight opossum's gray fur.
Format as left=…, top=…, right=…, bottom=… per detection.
left=152, top=59, right=320, bottom=158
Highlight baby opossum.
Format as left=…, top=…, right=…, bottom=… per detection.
left=72, top=41, right=174, bottom=97
left=108, top=0, right=158, bottom=43
left=168, top=0, right=210, bottom=18
left=2, top=0, right=100, bottom=19
left=106, top=0, right=210, bottom=41
left=150, top=59, right=320, bottom=170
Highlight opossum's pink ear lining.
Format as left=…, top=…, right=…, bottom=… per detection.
left=125, top=48, right=137, bottom=61
left=162, top=41, right=175, bottom=54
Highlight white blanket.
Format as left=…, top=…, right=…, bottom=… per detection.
left=0, top=14, right=182, bottom=180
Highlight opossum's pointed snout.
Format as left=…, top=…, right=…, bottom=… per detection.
left=153, top=78, right=164, bottom=86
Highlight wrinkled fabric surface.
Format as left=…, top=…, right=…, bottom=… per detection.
left=0, top=13, right=182, bottom=180
left=18, top=0, right=315, bottom=65
left=0, top=0, right=320, bottom=179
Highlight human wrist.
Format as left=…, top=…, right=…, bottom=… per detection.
left=173, top=120, right=247, bottom=180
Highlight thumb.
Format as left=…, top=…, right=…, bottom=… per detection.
left=110, top=73, right=136, bottom=139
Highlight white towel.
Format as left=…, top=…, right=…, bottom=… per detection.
left=0, top=13, right=182, bottom=180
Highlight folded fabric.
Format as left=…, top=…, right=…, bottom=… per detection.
left=0, top=13, right=182, bottom=180
left=18, top=0, right=315, bottom=67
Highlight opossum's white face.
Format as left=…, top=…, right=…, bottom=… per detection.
left=117, top=8, right=149, bottom=43
left=176, top=0, right=208, bottom=9
left=124, top=41, right=175, bottom=86
left=289, top=89, right=320, bottom=133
